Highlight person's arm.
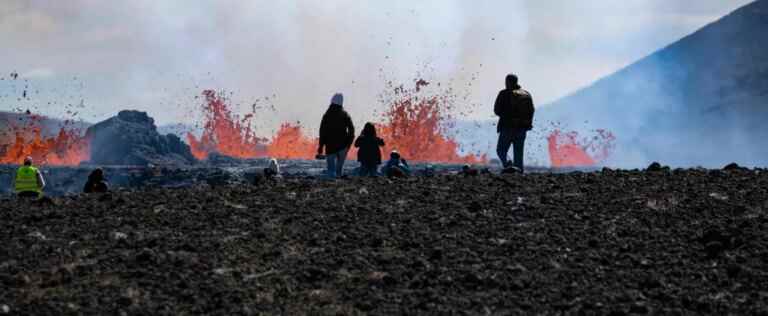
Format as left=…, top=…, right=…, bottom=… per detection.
left=493, top=91, right=505, bottom=117
left=36, top=171, right=46, bottom=190
left=318, top=114, right=327, bottom=153
left=354, top=137, right=362, bottom=148
left=345, top=114, right=355, bottom=148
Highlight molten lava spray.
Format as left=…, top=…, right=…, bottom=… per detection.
left=187, top=90, right=267, bottom=160
left=547, top=129, right=615, bottom=167
left=267, top=122, right=316, bottom=160
left=375, top=79, right=486, bottom=164
left=187, top=90, right=316, bottom=160
left=0, top=114, right=89, bottom=166
left=187, top=84, right=484, bottom=164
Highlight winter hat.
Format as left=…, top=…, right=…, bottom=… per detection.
left=331, top=93, right=344, bottom=106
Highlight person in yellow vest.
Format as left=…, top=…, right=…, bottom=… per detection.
left=13, top=156, right=46, bottom=198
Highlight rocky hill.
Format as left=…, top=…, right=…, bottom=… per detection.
left=539, top=0, right=768, bottom=167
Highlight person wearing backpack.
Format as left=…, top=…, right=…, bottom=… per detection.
left=494, top=74, right=535, bottom=173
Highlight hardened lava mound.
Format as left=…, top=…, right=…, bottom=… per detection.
left=1, top=168, right=767, bottom=314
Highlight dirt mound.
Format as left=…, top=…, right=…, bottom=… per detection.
left=86, top=110, right=196, bottom=166
left=1, top=169, right=767, bottom=314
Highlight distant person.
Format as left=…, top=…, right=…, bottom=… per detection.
left=13, top=156, right=45, bottom=198
left=318, top=93, right=355, bottom=178
left=382, top=150, right=411, bottom=178
left=264, top=158, right=281, bottom=179
left=354, top=123, right=385, bottom=177
left=83, top=168, right=109, bottom=193
left=494, top=74, right=534, bottom=173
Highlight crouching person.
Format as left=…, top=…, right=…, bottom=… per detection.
left=264, top=158, right=281, bottom=179
left=14, top=156, right=45, bottom=198
left=382, top=150, right=411, bottom=178
left=355, top=123, right=385, bottom=177
left=84, top=168, right=109, bottom=193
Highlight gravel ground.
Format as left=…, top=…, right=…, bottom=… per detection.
left=1, top=168, right=767, bottom=315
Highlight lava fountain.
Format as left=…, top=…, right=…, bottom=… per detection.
left=0, top=114, right=89, bottom=166
left=547, top=129, right=615, bottom=168
left=186, top=90, right=267, bottom=160
left=375, top=79, right=486, bottom=164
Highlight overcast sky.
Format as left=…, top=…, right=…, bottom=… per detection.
left=0, top=0, right=754, bottom=131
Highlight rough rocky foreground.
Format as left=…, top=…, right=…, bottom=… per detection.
left=1, top=169, right=767, bottom=315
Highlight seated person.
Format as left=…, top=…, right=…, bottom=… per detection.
left=84, top=168, right=109, bottom=193
left=264, top=158, right=281, bottom=179
left=382, top=150, right=411, bottom=178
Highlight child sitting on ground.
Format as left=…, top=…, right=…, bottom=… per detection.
left=354, top=123, right=385, bottom=177
left=382, top=150, right=411, bottom=178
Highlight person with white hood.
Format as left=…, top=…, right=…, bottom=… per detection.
left=318, top=93, right=355, bottom=178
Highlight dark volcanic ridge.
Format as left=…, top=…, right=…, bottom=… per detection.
left=540, top=0, right=768, bottom=167
left=1, top=169, right=767, bottom=314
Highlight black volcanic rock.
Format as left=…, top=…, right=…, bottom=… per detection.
left=85, top=110, right=197, bottom=166
left=2, top=170, right=768, bottom=314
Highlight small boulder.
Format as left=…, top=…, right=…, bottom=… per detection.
left=646, top=162, right=668, bottom=172
left=723, top=163, right=747, bottom=171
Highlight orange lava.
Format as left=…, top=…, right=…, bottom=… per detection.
left=267, top=122, right=317, bottom=160
left=186, top=83, right=485, bottom=164
left=375, top=79, right=486, bottom=164
left=547, top=129, right=615, bottom=167
left=0, top=115, right=90, bottom=166
left=187, top=90, right=267, bottom=160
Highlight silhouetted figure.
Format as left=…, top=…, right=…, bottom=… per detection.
left=264, top=158, right=281, bottom=179
left=318, top=93, right=355, bottom=178
left=495, top=74, right=534, bottom=172
left=355, top=123, right=385, bottom=177
left=83, top=168, right=109, bottom=193
left=13, top=156, right=45, bottom=198
left=382, top=150, right=411, bottom=178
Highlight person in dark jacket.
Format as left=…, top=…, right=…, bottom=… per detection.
left=494, top=74, right=534, bottom=172
left=318, top=93, right=355, bottom=178
left=83, top=168, right=109, bottom=193
left=382, top=150, right=411, bottom=178
left=354, top=122, right=385, bottom=177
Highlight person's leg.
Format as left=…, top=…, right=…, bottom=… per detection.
left=17, top=191, right=39, bottom=199
left=336, top=148, right=348, bottom=177
left=512, top=129, right=527, bottom=172
left=359, top=164, right=370, bottom=177
left=326, top=152, right=337, bottom=178
left=496, top=129, right=513, bottom=167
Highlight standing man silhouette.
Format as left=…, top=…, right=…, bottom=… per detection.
left=494, top=74, right=534, bottom=173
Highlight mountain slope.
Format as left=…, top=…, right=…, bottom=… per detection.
left=539, top=0, right=768, bottom=167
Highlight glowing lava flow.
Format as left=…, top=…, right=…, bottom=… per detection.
left=375, top=79, right=486, bottom=164
left=0, top=115, right=89, bottom=166
left=547, top=129, right=615, bottom=168
left=187, top=90, right=267, bottom=160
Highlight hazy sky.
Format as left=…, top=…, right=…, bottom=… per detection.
left=0, top=0, right=754, bottom=131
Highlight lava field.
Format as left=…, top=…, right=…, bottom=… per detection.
left=1, top=168, right=767, bottom=314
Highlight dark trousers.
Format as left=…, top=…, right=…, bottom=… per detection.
left=359, top=164, right=379, bottom=177
left=497, top=128, right=527, bottom=171
left=17, top=191, right=40, bottom=199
